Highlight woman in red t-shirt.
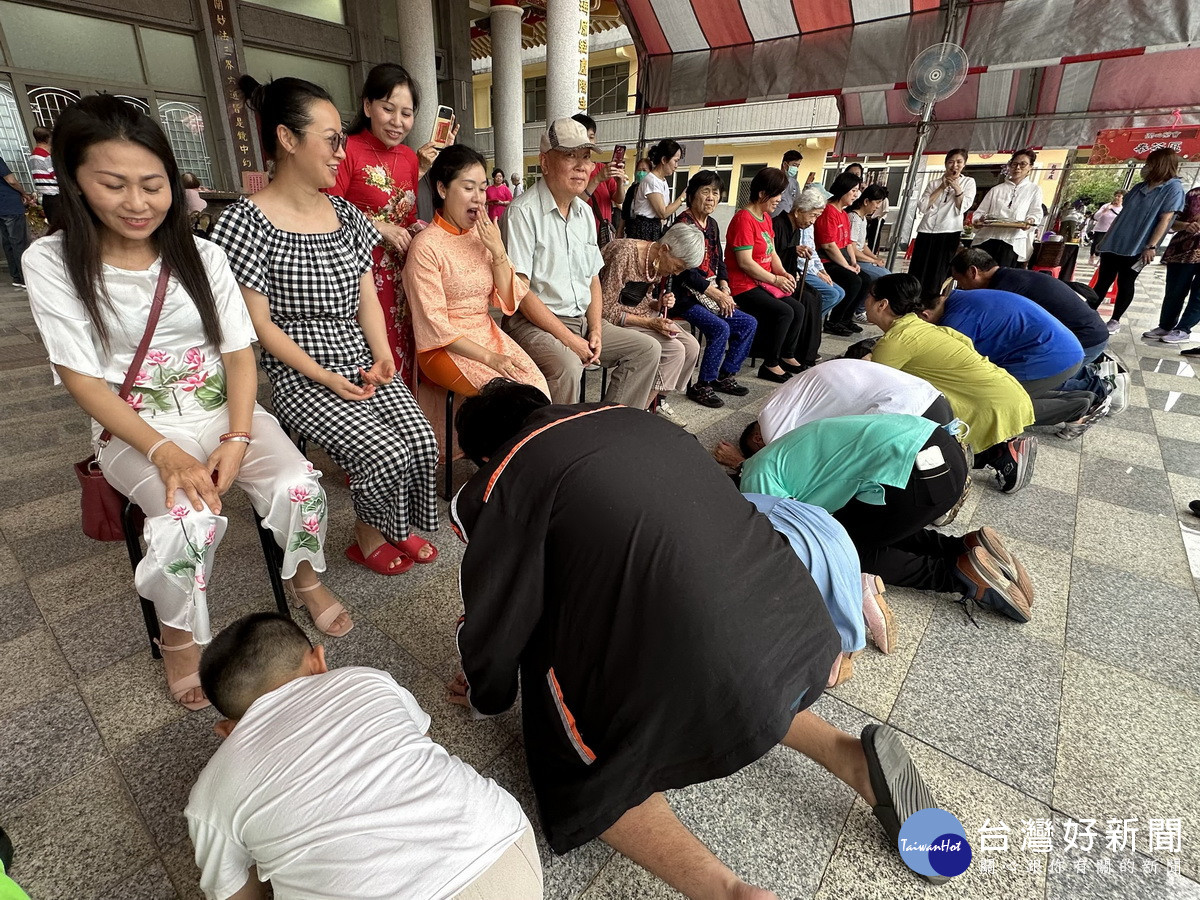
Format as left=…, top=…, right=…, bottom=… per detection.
left=724, top=168, right=810, bottom=383
left=330, top=64, right=457, bottom=389
left=814, top=171, right=872, bottom=336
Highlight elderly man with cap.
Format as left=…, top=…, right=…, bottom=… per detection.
left=500, top=118, right=659, bottom=406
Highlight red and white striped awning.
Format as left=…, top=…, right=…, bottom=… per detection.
left=615, top=0, right=1200, bottom=151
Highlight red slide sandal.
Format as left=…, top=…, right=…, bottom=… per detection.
left=393, top=534, right=438, bottom=564
left=345, top=542, right=414, bottom=575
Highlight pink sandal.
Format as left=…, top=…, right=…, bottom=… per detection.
left=392, top=534, right=438, bottom=564
left=153, top=638, right=211, bottom=711
left=286, top=580, right=354, bottom=637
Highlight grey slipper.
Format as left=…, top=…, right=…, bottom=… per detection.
left=861, top=724, right=947, bottom=885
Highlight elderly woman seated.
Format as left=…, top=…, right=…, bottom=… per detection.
left=599, top=223, right=704, bottom=426
left=402, top=145, right=549, bottom=453
left=671, top=170, right=758, bottom=409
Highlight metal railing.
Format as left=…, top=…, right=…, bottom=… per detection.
left=474, top=95, right=839, bottom=155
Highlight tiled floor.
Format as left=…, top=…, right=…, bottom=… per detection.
left=2, top=260, right=1199, bottom=899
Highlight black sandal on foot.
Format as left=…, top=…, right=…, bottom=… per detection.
left=861, top=723, right=946, bottom=884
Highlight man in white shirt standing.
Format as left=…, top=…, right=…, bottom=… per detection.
left=186, top=613, right=541, bottom=900
left=971, top=149, right=1043, bottom=268
left=509, top=171, right=524, bottom=198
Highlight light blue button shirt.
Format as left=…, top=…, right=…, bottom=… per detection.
left=501, top=178, right=605, bottom=319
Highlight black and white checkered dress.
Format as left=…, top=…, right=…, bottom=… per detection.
left=210, top=195, right=438, bottom=541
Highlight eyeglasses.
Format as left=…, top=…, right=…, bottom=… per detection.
left=1009, top=161, right=1031, bottom=170
left=298, top=130, right=348, bottom=153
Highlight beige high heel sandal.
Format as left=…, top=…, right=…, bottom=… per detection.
left=153, top=638, right=211, bottom=711
left=285, top=580, right=354, bottom=637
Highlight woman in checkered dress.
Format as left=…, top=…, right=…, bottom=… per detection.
left=211, top=75, right=440, bottom=576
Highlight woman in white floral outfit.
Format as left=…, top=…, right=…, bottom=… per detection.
left=25, top=96, right=349, bottom=712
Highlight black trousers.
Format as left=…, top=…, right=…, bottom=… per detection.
left=920, top=394, right=954, bottom=426
left=794, top=283, right=824, bottom=366
left=909, top=231, right=963, bottom=297
left=736, top=286, right=806, bottom=366
left=833, top=426, right=968, bottom=592
left=1020, top=363, right=1095, bottom=426
left=974, top=239, right=1020, bottom=269
left=823, top=261, right=873, bottom=324
left=1090, top=252, right=1141, bottom=321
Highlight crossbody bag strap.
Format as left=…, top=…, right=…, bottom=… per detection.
left=99, top=263, right=172, bottom=444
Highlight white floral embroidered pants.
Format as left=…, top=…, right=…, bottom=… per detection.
left=96, top=403, right=327, bottom=644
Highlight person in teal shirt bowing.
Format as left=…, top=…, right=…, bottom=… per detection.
left=738, top=413, right=1034, bottom=623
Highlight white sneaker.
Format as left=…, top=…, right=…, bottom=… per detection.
left=1107, top=371, right=1129, bottom=414
left=1106, top=320, right=1121, bottom=334
left=1161, top=329, right=1193, bottom=343
left=655, top=399, right=688, bottom=428
left=1143, top=327, right=1169, bottom=338
left=853, top=311, right=869, bottom=324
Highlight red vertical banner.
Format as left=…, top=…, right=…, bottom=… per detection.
left=203, top=0, right=260, bottom=177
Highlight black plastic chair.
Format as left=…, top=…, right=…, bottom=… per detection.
left=122, top=500, right=291, bottom=658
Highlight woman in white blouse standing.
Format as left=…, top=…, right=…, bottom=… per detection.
left=24, top=96, right=348, bottom=712
left=970, top=149, right=1043, bottom=269
left=626, top=139, right=685, bottom=241
left=909, top=148, right=976, bottom=296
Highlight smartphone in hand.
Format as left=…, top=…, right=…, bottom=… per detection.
left=431, top=106, right=454, bottom=149
left=611, top=144, right=626, bottom=167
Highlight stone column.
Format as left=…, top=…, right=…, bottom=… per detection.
left=490, top=0, right=524, bottom=179
left=396, top=0, right=439, bottom=150
left=545, top=0, right=588, bottom=122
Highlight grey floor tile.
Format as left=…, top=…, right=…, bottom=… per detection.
left=9, top=523, right=121, bottom=577
left=1066, top=559, right=1200, bottom=696
left=827, top=585, right=937, bottom=721
left=5, top=761, right=158, bottom=900
left=480, top=744, right=615, bottom=900
left=1055, top=651, right=1200, bottom=881
left=971, top=483, right=1077, bottom=554
left=0, top=463, right=78, bottom=511
left=159, top=839, right=206, bottom=900
left=80, top=653, right=195, bottom=749
left=114, top=713, right=223, bottom=850
left=890, top=607, right=1063, bottom=802
left=1147, top=388, right=1200, bottom=418
left=1144, top=371, right=1200, bottom=398
left=51, top=595, right=151, bottom=677
left=0, top=688, right=107, bottom=809
left=1078, top=456, right=1175, bottom=515
left=318, top=619, right=425, bottom=689
left=1160, top=436, right=1200, bottom=479
left=0, top=627, right=72, bottom=717
left=1099, top=403, right=1158, bottom=435
left=91, top=859, right=180, bottom=900
left=0, top=489, right=80, bottom=540
left=0, top=541, right=24, bottom=585
left=1072, top=497, right=1193, bottom=589
left=409, top=667, right=522, bottom=773
left=370, top=578, right=471, bottom=667
left=1153, top=409, right=1200, bottom=443
left=998, top=538, right=1072, bottom=649
left=1029, top=442, right=1081, bottom=495
left=26, top=543, right=136, bottom=622
left=668, top=743, right=859, bottom=898
left=1080, top=425, right=1164, bottom=469
left=0, top=580, right=43, bottom=643
left=1045, top=843, right=1200, bottom=900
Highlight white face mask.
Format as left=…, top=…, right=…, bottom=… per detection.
left=786, top=166, right=799, bottom=178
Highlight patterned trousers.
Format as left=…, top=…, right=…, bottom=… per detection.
left=97, top=404, right=326, bottom=643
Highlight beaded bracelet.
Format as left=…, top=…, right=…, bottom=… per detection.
left=219, top=431, right=251, bottom=442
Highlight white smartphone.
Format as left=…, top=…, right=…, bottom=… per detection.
left=431, top=106, right=454, bottom=149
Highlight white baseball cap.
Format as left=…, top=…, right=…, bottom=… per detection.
left=540, top=118, right=599, bottom=153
